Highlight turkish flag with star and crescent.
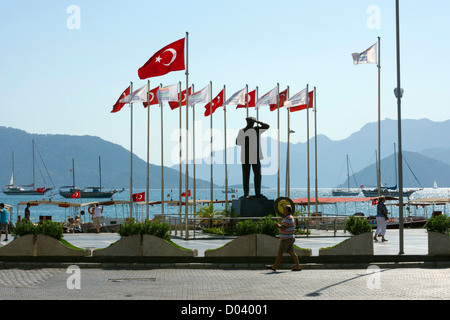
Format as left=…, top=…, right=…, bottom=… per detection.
left=143, top=86, right=160, bottom=108
left=168, top=87, right=191, bottom=110
left=236, top=90, right=256, bottom=109
left=71, top=190, right=80, bottom=198
left=110, top=85, right=131, bottom=113
left=138, top=38, right=185, bottom=79
left=204, top=89, right=224, bottom=117
left=270, top=88, right=288, bottom=111
left=132, top=192, right=145, bottom=202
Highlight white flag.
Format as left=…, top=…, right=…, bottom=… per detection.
left=157, top=84, right=178, bottom=102
left=255, top=87, right=277, bottom=109
left=284, top=87, right=307, bottom=108
left=119, top=84, right=147, bottom=103
left=352, top=43, right=377, bottom=65
left=223, top=87, right=246, bottom=106
left=189, top=84, right=210, bottom=106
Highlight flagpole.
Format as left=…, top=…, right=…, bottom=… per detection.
left=286, top=86, right=290, bottom=198
left=185, top=31, right=189, bottom=239
left=192, top=84, right=197, bottom=217
left=160, top=83, right=164, bottom=215
left=178, top=81, right=182, bottom=237
left=146, top=80, right=150, bottom=220
left=223, top=85, right=228, bottom=211
left=129, top=81, right=133, bottom=220
left=210, top=81, right=213, bottom=206
left=377, top=36, right=381, bottom=197
left=395, top=0, right=405, bottom=254
left=314, top=87, right=318, bottom=214
left=306, top=84, right=310, bottom=214
left=276, top=83, right=280, bottom=198
left=246, top=84, right=249, bottom=118
left=256, top=86, right=259, bottom=121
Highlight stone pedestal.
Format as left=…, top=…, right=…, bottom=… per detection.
left=232, top=197, right=275, bottom=217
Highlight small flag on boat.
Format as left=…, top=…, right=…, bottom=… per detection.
left=71, top=191, right=80, bottom=198
left=181, top=190, right=191, bottom=197
left=132, top=192, right=145, bottom=202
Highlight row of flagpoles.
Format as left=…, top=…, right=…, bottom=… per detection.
left=109, top=31, right=381, bottom=239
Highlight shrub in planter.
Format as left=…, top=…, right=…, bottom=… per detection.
left=11, top=219, right=35, bottom=239
left=35, top=221, right=64, bottom=240
left=117, top=220, right=171, bottom=240
left=235, top=216, right=279, bottom=237
left=12, top=220, right=63, bottom=240
left=344, top=215, right=372, bottom=236
left=425, top=214, right=450, bottom=235
left=141, top=220, right=171, bottom=240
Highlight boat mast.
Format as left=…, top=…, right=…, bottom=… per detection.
left=99, top=156, right=102, bottom=190
left=32, top=140, right=35, bottom=189
left=72, top=158, right=75, bottom=188
left=346, top=154, right=350, bottom=192
left=394, top=143, right=398, bottom=189
left=11, top=151, right=15, bottom=187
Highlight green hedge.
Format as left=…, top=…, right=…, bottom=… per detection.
left=235, top=216, right=279, bottom=237
left=425, top=214, right=450, bottom=235
left=12, top=220, right=64, bottom=240
left=117, top=220, right=171, bottom=240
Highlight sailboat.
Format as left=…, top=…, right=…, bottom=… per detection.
left=331, top=155, right=361, bottom=196
left=362, top=145, right=419, bottom=197
left=3, top=141, right=53, bottom=195
left=59, top=157, right=124, bottom=199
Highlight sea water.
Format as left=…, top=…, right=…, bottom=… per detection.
left=1, top=187, right=448, bottom=224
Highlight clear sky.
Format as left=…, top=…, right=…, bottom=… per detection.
left=1, top=0, right=449, bottom=166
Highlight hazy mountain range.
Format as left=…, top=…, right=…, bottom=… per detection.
left=174, top=118, right=450, bottom=188
left=1, top=118, right=450, bottom=190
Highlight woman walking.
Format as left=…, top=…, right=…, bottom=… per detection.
left=374, top=196, right=389, bottom=242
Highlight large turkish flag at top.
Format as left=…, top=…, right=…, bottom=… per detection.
left=138, top=38, right=185, bottom=79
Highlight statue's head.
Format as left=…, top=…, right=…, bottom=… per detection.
left=245, top=117, right=256, bottom=126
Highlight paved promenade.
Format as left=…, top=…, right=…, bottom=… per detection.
left=0, top=267, right=448, bottom=300
left=0, top=229, right=448, bottom=303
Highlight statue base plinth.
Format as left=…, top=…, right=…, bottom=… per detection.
left=232, top=197, right=275, bottom=217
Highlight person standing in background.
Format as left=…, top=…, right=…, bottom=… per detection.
left=0, top=203, right=9, bottom=242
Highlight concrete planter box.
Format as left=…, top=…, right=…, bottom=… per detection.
left=0, top=234, right=89, bottom=257
left=319, top=232, right=374, bottom=256
left=93, top=235, right=197, bottom=257
left=428, top=232, right=450, bottom=256
left=204, top=234, right=312, bottom=257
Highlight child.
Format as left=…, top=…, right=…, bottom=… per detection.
left=266, top=205, right=301, bottom=272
